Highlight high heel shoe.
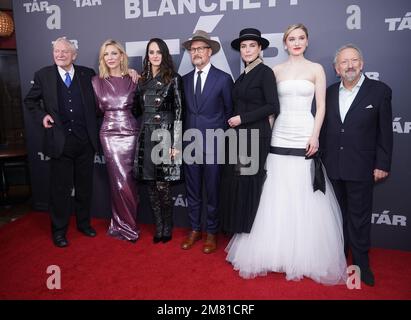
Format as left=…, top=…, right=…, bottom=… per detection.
left=153, top=235, right=162, bottom=243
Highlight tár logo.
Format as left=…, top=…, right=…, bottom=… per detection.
left=22, top=1, right=61, bottom=30
left=37, top=152, right=50, bottom=161
left=385, top=12, right=411, bottom=31
left=372, top=210, right=407, bottom=227
left=73, top=0, right=102, bottom=8
left=172, top=194, right=187, bottom=207
left=393, top=117, right=411, bottom=134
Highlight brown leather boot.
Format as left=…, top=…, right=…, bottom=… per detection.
left=181, top=230, right=202, bottom=250
left=203, top=233, right=217, bottom=254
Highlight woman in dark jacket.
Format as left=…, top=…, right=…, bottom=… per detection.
left=134, top=38, right=183, bottom=243
left=221, top=28, right=280, bottom=234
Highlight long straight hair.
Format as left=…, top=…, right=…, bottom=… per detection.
left=141, top=38, right=175, bottom=84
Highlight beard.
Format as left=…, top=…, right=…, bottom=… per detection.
left=343, top=69, right=359, bottom=82
left=193, top=56, right=203, bottom=65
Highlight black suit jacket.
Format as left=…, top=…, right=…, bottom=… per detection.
left=321, top=76, right=393, bottom=181
left=24, top=64, right=98, bottom=158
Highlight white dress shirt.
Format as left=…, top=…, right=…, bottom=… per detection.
left=57, top=65, right=75, bottom=83
left=194, top=62, right=211, bottom=94
left=339, top=73, right=365, bottom=123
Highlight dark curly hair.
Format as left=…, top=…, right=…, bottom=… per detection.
left=141, top=38, right=175, bottom=84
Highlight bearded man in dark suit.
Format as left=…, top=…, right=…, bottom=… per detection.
left=321, top=44, right=393, bottom=286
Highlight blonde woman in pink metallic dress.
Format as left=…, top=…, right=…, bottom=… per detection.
left=92, top=39, right=140, bottom=242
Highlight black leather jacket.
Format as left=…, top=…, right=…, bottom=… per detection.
left=133, top=73, right=184, bottom=181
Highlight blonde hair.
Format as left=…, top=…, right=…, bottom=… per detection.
left=283, top=23, right=309, bottom=43
left=98, top=39, right=129, bottom=78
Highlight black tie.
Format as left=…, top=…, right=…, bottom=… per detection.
left=195, top=70, right=203, bottom=106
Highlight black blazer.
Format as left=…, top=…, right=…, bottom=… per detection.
left=233, top=63, right=279, bottom=138
left=24, top=64, right=98, bottom=158
left=321, top=76, right=393, bottom=181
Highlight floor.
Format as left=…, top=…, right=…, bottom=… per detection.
left=0, top=185, right=31, bottom=227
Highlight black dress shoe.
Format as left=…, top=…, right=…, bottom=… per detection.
left=78, top=226, right=97, bottom=237
left=361, top=268, right=375, bottom=287
left=53, top=235, right=68, bottom=248
left=162, top=235, right=172, bottom=243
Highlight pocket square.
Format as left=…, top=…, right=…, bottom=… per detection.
left=365, top=105, right=374, bottom=109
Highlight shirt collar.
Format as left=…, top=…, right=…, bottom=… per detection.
left=195, top=62, right=211, bottom=76
left=244, top=57, right=262, bottom=74
left=57, top=65, right=75, bottom=78
left=339, top=73, right=365, bottom=91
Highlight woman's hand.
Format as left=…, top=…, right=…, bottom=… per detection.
left=269, top=115, right=275, bottom=128
left=228, top=115, right=241, bottom=128
left=306, top=136, right=319, bottom=157
left=169, top=148, right=180, bottom=160
left=128, top=68, right=140, bottom=83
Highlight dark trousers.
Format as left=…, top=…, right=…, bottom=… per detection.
left=50, top=134, right=94, bottom=236
left=330, top=178, right=374, bottom=270
left=184, top=161, right=221, bottom=234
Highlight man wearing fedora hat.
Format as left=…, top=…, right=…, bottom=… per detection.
left=180, top=30, right=233, bottom=254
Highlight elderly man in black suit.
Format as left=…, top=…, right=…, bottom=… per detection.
left=24, top=37, right=98, bottom=247
left=321, top=44, right=393, bottom=286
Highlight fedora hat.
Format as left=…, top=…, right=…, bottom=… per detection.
left=182, top=30, right=221, bottom=55
left=231, top=28, right=269, bottom=50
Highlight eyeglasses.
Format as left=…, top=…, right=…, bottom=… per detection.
left=339, top=58, right=361, bottom=67
left=189, top=46, right=210, bottom=54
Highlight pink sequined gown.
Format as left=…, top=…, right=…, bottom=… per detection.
left=92, top=75, right=139, bottom=241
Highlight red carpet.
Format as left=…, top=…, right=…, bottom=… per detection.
left=0, top=212, right=410, bottom=300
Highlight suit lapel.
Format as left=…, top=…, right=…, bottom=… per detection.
left=185, top=70, right=196, bottom=111
left=329, top=84, right=343, bottom=125
left=49, top=66, right=59, bottom=113
left=198, top=65, right=218, bottom=111
left=74, top=65, right=91, bottom=115
left=74, top=65, right=85, bottom=102
left=345, top=76, right=373, bottom=118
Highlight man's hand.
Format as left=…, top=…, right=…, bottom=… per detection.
left=374, top=169, right=389, bottom=182
left=42, top=114, right=54, bottom=128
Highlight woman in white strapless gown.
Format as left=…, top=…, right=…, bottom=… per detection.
left=226, top=24, right=347, bottom=285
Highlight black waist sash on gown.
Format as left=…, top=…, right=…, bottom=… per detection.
left=269, top=146, right=326, bottom=194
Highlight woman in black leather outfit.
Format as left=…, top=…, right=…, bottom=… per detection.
left=133, top=38, right=184, bottom=243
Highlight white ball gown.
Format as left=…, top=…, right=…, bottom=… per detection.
left=226, top=80, right=347, bottom=285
